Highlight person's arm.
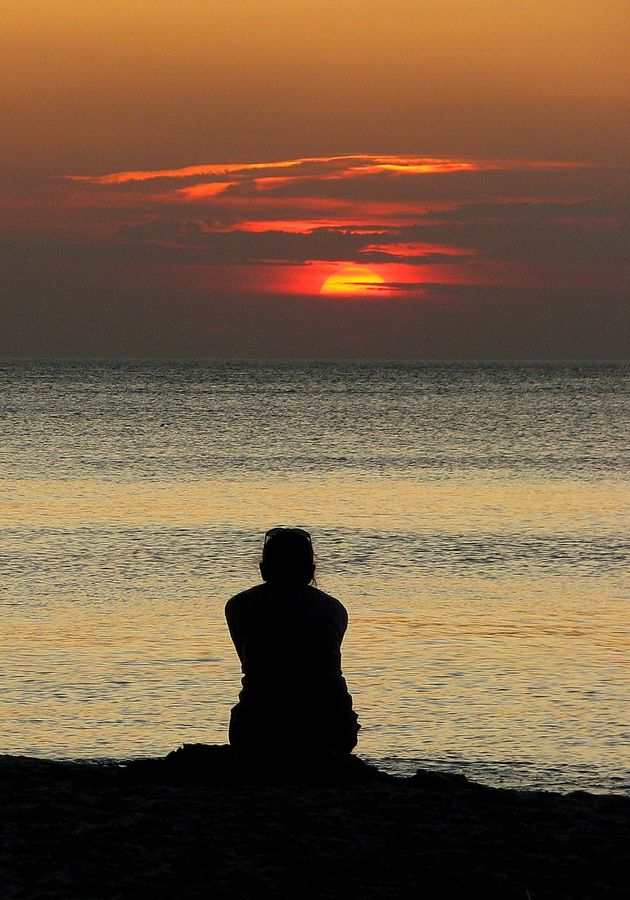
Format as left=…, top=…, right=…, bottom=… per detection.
left=337, top=601, right=349, bottom=640
left=225, top=596, right=244, bottom=662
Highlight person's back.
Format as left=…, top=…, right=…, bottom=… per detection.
left=225, top=528, right=359, bottom=754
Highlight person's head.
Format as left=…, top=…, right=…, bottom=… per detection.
left=259, top=527, right=315, bottom=588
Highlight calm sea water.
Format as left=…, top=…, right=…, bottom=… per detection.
left=0, top=360, right=628, bottom=794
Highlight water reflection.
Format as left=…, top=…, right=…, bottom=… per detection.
left=0, top=473, right=627, bottom=793
left=1, top=361, right=628, bottom=793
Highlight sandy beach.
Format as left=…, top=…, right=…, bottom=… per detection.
left=0, top=745, right=627, bottom=899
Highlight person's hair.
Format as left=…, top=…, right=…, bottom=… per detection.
left=260, top=528, right=315, bottom=587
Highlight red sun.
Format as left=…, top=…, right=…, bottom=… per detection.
left=320, top=265, right=386, bottom=296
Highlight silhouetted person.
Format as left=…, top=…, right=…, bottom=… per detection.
left=226, top=527, right=360, bottom=755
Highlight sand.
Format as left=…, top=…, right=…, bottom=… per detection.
left=0, top=745, right=627, bottom=899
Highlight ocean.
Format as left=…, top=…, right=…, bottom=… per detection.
left=0, top=360, right=628, bottom=794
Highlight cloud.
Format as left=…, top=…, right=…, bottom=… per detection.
left=1, top=154, right=627, bottom=357
left=110, top=218, right=478, bottom=270
left=41, top=156, right=628, bottom=299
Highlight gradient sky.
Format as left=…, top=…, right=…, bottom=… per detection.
left=2, top=1, right=628, bottom=358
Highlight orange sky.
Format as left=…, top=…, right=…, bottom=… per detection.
left=3, top=0, right=629, bottom=176
left=1, top=2, right=628, bottom=357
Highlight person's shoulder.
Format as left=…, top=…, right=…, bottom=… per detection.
left=307, top=585, right=341, bottom=603
left=225, top=583, right=268, bottom=615
left=306, top=586, right=348, bottom=618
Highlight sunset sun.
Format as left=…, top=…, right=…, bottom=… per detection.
left=320, top=265, right=386, bottom=296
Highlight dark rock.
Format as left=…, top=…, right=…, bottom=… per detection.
left=124, top=743, right=394, bottom=786
left=410, top=768, right=485, bottom=792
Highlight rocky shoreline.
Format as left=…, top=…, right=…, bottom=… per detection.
left=1, top=745, right=627, bottom=898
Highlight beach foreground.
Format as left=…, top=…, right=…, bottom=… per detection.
left=1, top=746, right=627, bottom=899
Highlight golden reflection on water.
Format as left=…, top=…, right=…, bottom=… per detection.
left=2, top=476, right=627, bottom=531
left=1, top=475, right=628, bottom=789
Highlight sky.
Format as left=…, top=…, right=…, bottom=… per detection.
left=2, top=0, right=628, bottom=358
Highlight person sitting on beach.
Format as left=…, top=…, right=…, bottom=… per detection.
left=225, top=527, right=360, bottom=755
